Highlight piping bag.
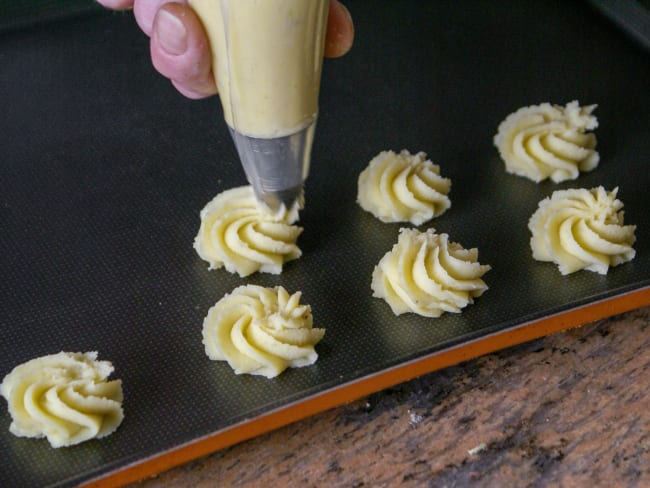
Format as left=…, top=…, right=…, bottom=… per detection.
left=189, top=0, right=330, bottom=212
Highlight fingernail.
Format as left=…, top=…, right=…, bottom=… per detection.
left=156, top=9, right=187, bottom=55
left=338, top=1, right=352, bottom=24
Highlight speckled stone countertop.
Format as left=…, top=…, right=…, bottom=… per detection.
left=132, top=306, right=650, bottom=487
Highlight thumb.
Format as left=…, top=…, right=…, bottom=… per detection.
left=150, top=3, right=217, bottom=99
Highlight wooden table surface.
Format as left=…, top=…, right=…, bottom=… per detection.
left=130, top=305, right=650, bottom=487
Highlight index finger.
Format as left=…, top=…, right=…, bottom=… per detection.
left=96, top=0, right=134, bottom=9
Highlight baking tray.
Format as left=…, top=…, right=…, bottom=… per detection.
left=1, top=1, right=649, bottom=486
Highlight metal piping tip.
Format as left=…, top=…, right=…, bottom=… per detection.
left=256, top=185, right=305, bottom=214
left=229, top=121, right=315, bottom=213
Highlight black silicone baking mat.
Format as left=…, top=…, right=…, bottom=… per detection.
left=1, top=1, right=649, bottom=486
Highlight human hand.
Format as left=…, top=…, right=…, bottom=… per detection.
left=97, top=0, right=354, bottom=99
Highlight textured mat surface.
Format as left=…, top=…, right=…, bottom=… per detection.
left=1, top=1, right=649, bottom=486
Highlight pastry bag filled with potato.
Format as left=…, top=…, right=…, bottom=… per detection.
left=189, top=0, right=329, bottom=212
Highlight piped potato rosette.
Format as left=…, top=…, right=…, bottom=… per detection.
left=371, top=228, right=490, bottom=318
left=494, top=101, right=599, bottom=183
left=357, top=150, right=451, bottom=225
left=194, top=186, right=303, bottom=277
left=528, top=186, right=636, bottom=275
left=0, top=352, right=123, bottom=448
left=202, top=285, right=325, bottom=378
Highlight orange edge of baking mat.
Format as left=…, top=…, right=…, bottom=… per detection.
left=83, top=286, right=650, bottom=488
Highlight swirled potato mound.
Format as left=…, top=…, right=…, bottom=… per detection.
left=371, top=228, right=490, bottom=317
left=202, top=285, right=325, bottom=378
left=494, top=101, right=599, bottom=183
left=529, top=186, right=636, bottom=275
left=1, top=352, right=123, bottom=448
left=194, top=186, right=303, bottom=277
left=357, top=150, right=451, bottom=225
